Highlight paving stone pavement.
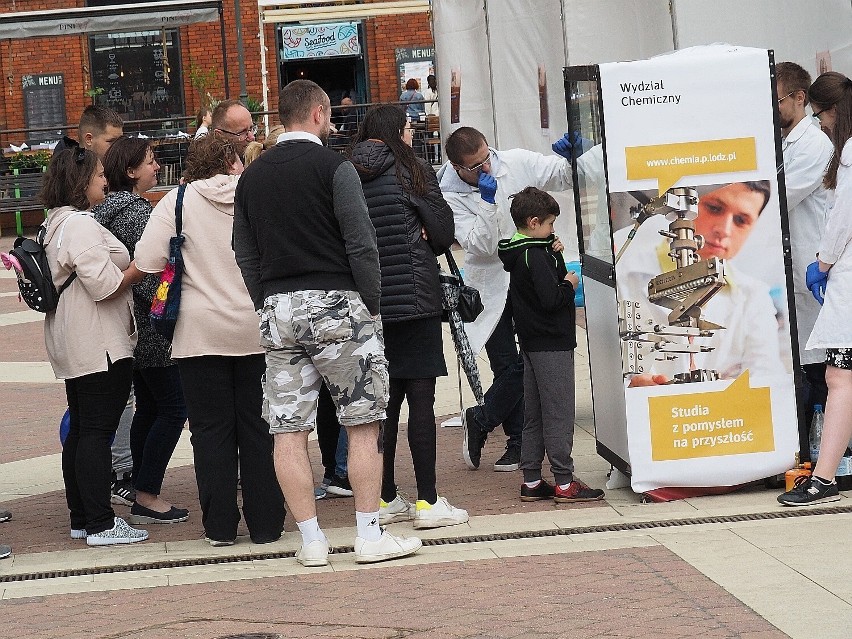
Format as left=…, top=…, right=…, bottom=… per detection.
left=1, top=548, right=786, bottom=639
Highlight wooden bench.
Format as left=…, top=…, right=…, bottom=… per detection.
left=0, top=169, right=46, bottom=236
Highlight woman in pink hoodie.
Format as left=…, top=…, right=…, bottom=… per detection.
left=135, top=136, right=285, bottom=546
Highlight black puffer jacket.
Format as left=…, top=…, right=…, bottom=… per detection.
left=350, top=140, right=455, bottom=321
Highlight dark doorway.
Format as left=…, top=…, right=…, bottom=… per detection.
left=280, top=57, right=362, bottom=106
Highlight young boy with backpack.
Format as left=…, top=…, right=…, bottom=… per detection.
left=497, top=187, right=605, bottom=503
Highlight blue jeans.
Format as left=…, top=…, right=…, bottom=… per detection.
left=335, top=427, right=349, bottom=477
left=474, top=296, right=523, bottom=448
left=130, top=365, right=188, bottom=496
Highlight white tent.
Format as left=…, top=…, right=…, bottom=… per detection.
left=432, top=0, right=852, bottom=255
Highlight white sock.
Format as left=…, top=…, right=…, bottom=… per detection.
left=524, top=480, right=541, bottom=488
left=355, top=510, right=382, bottom=542
left=296, top=517, right=325, bottom=545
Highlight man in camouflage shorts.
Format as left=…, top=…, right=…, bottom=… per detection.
left=234, top=79, right=421, bottom=567
left=261, top=290, right=388, bottom=432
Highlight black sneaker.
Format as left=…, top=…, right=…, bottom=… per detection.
left=326, top=474, right=353, bottom=497
left=520, top=480, right=555, bottom=501
left=777, top=476, right=840, bottom=506
left=462, top=407, right=487, bottom=470
left=494, top=445, right=520, bottom=472
left=110, top=472, right=136, bottom=506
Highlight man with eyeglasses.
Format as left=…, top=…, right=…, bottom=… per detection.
left=211, top=99, right=257, bottom=158
left=776, top=61, right=835, bottom=461
left=438, top=126, right=590, bottom=473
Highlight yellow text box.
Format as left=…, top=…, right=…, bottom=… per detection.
left=647, top=372, right=775, bottom=461
left=626, top=138, right=757, bottom=194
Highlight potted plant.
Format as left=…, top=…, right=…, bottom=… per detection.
left=8, top=151, right=51, bottom=174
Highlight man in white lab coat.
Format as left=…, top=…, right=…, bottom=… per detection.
left=776, top=61, right=834, bottom=459
left=437, top=127, right=589, bottom=472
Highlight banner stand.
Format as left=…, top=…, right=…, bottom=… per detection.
left=565, top=45, right=799, bottom=498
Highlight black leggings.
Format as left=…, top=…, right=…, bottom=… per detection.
left=381, top=377, right=438, bottom=504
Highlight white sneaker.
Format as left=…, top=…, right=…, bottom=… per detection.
left=296, top=538, right=329, bottom=567
left=205, top=537, right=235, bottom=547
left=70, top=528, right=87, bottom=540
left=354, top=529, right=421, bottom=564
left=379, top=494, right=415, bottom=525
left=414, top=496, right=469, bottom=529
left=86, top=517, right=148, bottom=546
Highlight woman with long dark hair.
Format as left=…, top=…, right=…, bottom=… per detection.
left=93, top=136, right=189, bottom=524
left=779, top=72, right=852, bottom=506
left=349, top=104, right=467, bottom=529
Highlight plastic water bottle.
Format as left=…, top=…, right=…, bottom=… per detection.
left=809, top=404, right=824, bottom=463
left=836, top=447, right=852, bottom=491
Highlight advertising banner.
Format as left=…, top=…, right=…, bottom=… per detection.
left=280, top=22, right=360, bottom=59
left=598, top=45, right=798, bottom=493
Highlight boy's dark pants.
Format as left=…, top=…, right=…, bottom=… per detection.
left=519, top=349, right=575, bottom=486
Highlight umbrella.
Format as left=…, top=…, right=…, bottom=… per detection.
left=441, top=275, right=485, bottom=405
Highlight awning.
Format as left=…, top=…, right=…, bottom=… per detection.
left=258, top=0, right=430, bottom=24
left=0, top=0, right=222, bottom=40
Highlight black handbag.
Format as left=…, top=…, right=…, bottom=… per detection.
left=440, top=250, right=484, bottom=323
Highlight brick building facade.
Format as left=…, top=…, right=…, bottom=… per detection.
left=0, top=0, right=434, bottom=135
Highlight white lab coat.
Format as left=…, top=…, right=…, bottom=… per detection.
left=614, top=218, right=785, bottom=381
left=437, top=147, right=582, bottom=354
left=783, top=116, right=833, bottom=364
left=808, top=140, right=852, bottom=350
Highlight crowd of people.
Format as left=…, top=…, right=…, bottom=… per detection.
left=2, top=60, right=848, bottom=561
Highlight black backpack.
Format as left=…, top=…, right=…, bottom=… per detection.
left=9, top=224, right=76, bottom=313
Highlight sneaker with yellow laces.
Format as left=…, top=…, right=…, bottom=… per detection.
left=413, top=496, right=469, bottom=529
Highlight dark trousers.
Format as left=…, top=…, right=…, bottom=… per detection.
left=520, top=350, right=576, bottom=485
left=130, top=365, right=188, bottom=495
left=475, top=297, right=523, bottom=448
left=381, top=377, right=438, bottom=504
left=797, top=362, right=828, bottom=462
left=316, top=384, right=343, bottom=480
left=63, top=358, right=134, bottom=534
left=177, top=355, right=285, bottom=543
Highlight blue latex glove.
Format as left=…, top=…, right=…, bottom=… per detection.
left=806, top=261, right=828, bottom=305
left=478, top=172, right=497, bottom=204
left=551, top=131, right=589, bottom=160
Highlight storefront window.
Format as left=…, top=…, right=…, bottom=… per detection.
left=89, top=30, right=184, bottom=126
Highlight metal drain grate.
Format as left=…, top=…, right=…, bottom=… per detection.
left=3, top=504, right=851, bottom=583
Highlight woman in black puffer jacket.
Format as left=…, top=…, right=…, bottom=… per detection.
left=349, top=105, right=468, bottom=530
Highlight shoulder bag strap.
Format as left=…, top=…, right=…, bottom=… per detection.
left=175, top=183, right=187, bottom=235
left=444, top=250, right=464, bottom=283
left=43, top=216, right=81, bottom=295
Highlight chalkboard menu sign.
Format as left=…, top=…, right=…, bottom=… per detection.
left=22, top=73, right=66, bottom=144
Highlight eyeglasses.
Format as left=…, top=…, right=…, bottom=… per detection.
left=812, top=106, right=830, bottom=121
left=455, top=151, right=493, bottom=174
left=403, top=125, right=414, bottom=133
left=777, top=91, right=795, bottom=104
left=215, top=124, right=258, bottom=140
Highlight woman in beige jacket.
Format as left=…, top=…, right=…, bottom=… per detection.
left=42, top=148, right=147, bottom=546
left=135, top=136, right=285, bottom=546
